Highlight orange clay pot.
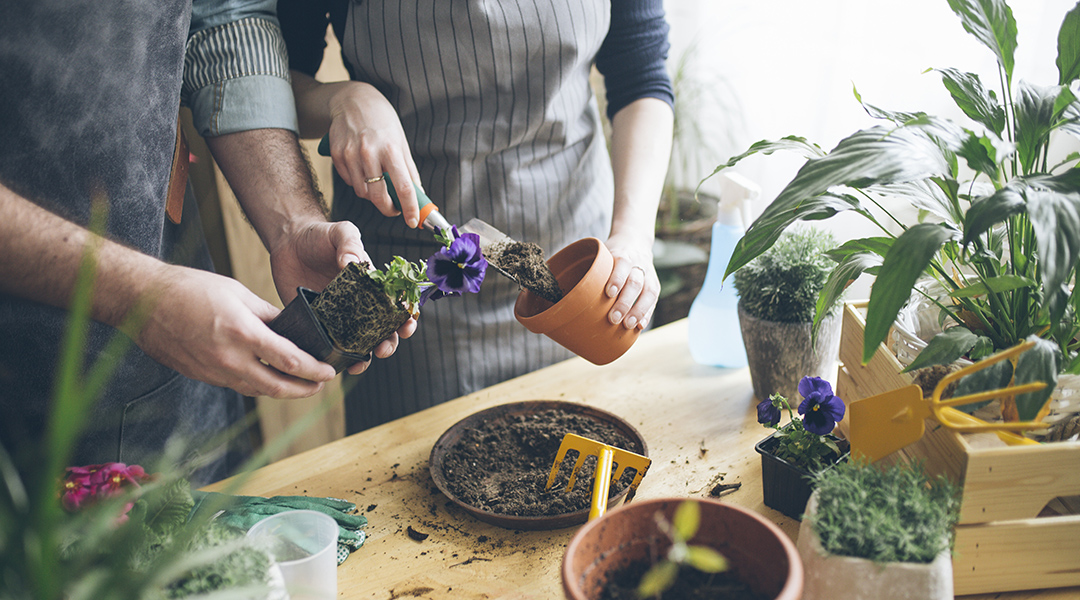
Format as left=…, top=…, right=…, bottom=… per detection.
left=514, top=238, right=639, bottom=365
left=562, top=497, right=804, bottom=600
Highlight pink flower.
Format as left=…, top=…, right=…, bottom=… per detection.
left=60, top=463, right=150, bottom=516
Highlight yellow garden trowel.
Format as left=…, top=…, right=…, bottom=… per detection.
left=545, top=433, right=651, bottom=520
left=849, top=340, right=1050, bottom=463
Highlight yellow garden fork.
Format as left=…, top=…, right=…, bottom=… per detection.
left=545, top=433, right=652, bottom=520
left=849, top=340, right=1051, bottom=463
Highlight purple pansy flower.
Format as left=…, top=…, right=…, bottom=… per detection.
left=797, top=376, right=846, bottom=435
left=426, top=231, right=487, bottom=295
left=757, top=398, right=781, bottom=426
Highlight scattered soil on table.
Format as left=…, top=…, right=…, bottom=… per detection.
left=438, top=409, right=641, bottom=517
left=311, top=261, right=412, bottom=355
left=484, top=240, right=564, bottom=304
left=599, top=559, right=765, bottom=600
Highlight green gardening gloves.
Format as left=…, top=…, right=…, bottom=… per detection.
left=189, top=491, right=367, bottom=565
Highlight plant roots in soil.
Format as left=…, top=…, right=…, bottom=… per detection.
left=439, top=409, right=641, bottom=517
left=310, top=261, right=412, bottom=355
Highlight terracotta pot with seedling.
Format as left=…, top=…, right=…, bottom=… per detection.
left=270, top=227, right=487, bottom=372
left=562, top=498, right=803, bottom=600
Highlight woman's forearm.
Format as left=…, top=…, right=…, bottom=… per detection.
left=608, top=97, right=674, bottom=243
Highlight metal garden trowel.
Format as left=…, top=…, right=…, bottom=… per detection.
left=545, top=433, right=651, bottom=521
left=848, top=340, right=1050, bottom=463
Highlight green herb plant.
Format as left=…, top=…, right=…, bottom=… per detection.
left=810, top=458, right=960, bottom=564
left=0, top=204, right=338, bottom=599
left=368, top=255, right=431, bottom=315
left=703, top=0, right=1080, bottom=422
left=636, top=500, right=729, bottom=599
left=733, top=227, right=838, bottom=323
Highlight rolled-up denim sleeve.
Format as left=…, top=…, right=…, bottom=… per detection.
left=184, top=0, right=298, bottom=137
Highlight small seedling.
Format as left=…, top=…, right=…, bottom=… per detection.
left=636, top=500, right=729, bottom=599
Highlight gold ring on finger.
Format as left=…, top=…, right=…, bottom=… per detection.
left=364, top=175, right=385, bottom=184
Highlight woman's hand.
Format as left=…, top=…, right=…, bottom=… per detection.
left=604, top=233, right=659, bottom=331
left=326, top=82, right=424, bottom=228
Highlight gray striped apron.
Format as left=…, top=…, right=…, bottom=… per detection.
left=333, top=0, right=615, bottom=432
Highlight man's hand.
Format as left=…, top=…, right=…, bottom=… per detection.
left=268, top=219, right=368, bottom=305
left=134, top=264, right=337, bottom=398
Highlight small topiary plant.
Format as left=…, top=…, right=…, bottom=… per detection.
left=733, top=227, right=836, bottom=323
left=809, top=458, right=960, bottom=564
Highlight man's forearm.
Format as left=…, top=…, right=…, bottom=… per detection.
left=0, top=181, right=164, bottom=329
left=205, top=128, right=328, bottom=254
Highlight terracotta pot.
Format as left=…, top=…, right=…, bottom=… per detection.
left=798, top=493, right=953, bottom=600
left=514, top=238, right=639, bottom=365
left=754, top=426, right=849, bottom=521
left=562, top=497, right=803, bottom=600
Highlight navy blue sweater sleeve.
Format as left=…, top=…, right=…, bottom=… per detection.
left=278, top=0, right=348, bottom=77
left=595, top=0, right=675, bottom=120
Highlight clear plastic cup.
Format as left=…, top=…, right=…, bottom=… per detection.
left=247, top=510, right=338, bottom=600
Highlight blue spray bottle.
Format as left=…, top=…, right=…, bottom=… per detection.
left=687, top=172, right=759, bottom=367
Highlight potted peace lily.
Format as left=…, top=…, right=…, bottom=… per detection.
left=706, top=0, right=1080, bottom=428
left=754, top=376, right=849, bottom=520
left=798, top=458, right=960, bottom=600
left=271, top=226, right=487, bottom=371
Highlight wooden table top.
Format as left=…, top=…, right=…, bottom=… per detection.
left=209, top=319, right=1078, bottom=600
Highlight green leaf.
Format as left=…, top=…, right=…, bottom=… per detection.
left=935, top=68, right=1006, bottom=135
left=685, top=546, right=729, bottom=574
left=141, top=479, right=195, bottom=538
left=725, top=125, right=955, bottom=280
left=1014, top=82, right=1060, bottom=173
left=825, top=237, right=894, bottom=262
left=814, top=251, right=881, bottom=336
left=968, top=335, right=997, bottom=360
left=963, top=181, right=1027, bottom=244
left=1014, top=335, right=1061, bottom=421
left=904, top=327, right=978, bottom=372
left=1024, top=184, right=1080, bottom=321
left=876, top=179, right=964, bottom=225
left=698, top=136, right=827, bottom=194
left=855, top=83, right=926, bottom=124
left=947, top=274, right=1037, bottom=297
left=864, top=224, right=957, bottom=364
left=947, top=0, right=1018, bottom=83
left=636, top=561, right=679, bottom=599
left=672, top=500, right=701, bottom=542
left=1057, top=2, right=1080, bottom=85
left=957, top=131, right=1001, bottom=178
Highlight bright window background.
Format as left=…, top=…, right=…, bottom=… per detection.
left=666, top=0, right=1078, bottom=298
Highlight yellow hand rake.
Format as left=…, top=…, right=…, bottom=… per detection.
left=849, top=340, right=1050, bottom=463
left=545, top=433, right=652, bottom=520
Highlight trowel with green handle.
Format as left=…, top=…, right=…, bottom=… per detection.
left=317, top=135, right=523, bottom=285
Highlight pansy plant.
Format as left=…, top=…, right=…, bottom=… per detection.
left=369, top=226, right=488, bottom=314
left=758, top=376, right=846, bottom=472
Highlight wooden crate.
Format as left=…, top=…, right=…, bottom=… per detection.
left=835, top=302, right=1080, bottom=595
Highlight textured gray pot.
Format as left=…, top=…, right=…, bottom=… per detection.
left=738, top=303, right=842, bottom=402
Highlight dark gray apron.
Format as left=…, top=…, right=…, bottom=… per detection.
left=332, top=0, right=615, bottom=432
left=0, top=0, right=247, bottom=486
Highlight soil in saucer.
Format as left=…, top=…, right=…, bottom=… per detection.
left=484, top=240, right=564, bottom=304
left=310, top=261, right=413, bottom=356
left=439, top=409, right=641, bottom=517
left=599, top=559, right=765, bottom=600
